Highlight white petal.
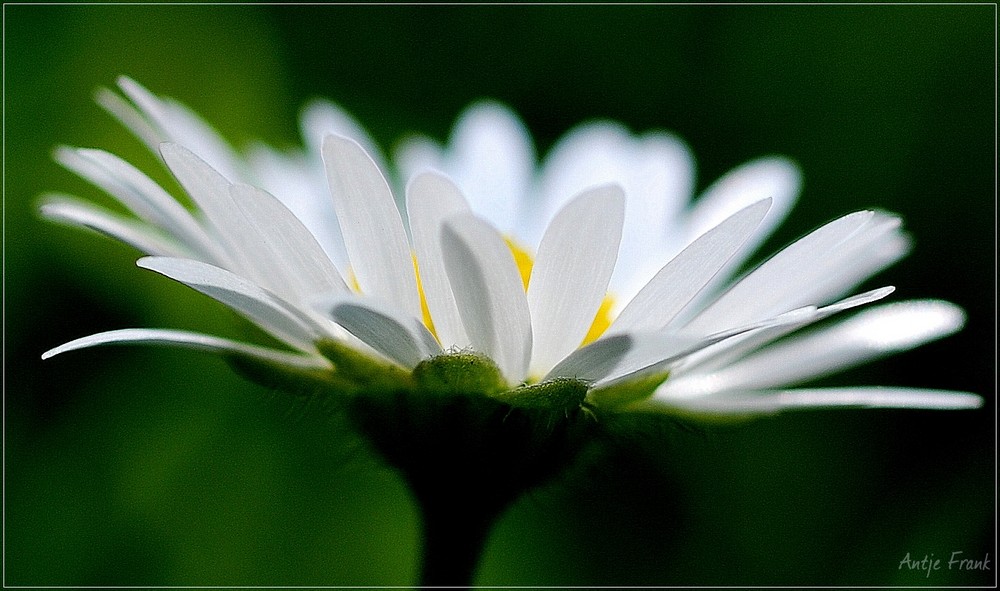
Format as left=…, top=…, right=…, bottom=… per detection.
left=790, top=212, right=911, bottom=306
left=116, top=76, right=246, bottom=182
left=56, top=146, right=223, bottom=262
left=816, top=286, right=897, bottom=314
left=160, top=144, right=342, bottom=304
left=683, top=156, right=801, bottom=253
left=544, top=333, right=700, bottom=385
left=137, top=256, right=325, bottom=351
left=678, top=157, right=802, bottom=312
left=544, top=310, right=815, bottom=387
left=669, top=287, right=897, bottom=385
left=158, top=142, right=248, bottom=271
left=405, top=172, right=472, bottom=348
left=610, top=198, right=772, bottom=335
left=319, top=296, right=442, bottom=369
left=228, top=183, right=349, bottom=299
left=39, top=194, right=187, bottom=257
left=684, top=210, right=875, bottom=334
left=300, top=99, right=387, bottom=173
left=823, top=230, right=911, bottom=298
left=591, top=309, right=819, bottom=388
left=694, top=300, right=965, bottom=392
left=609, top=132, right=696, bottom=299
left=653, top=387, right=982, bottom=414
left=245, top=144, right=351, bottom=272
left=95, top=86, right=163, bottom=153
left=527, top=184, right=625, bottom=376
left=75, top=148, right=226, bottom=262
left=529, top=125, right=698, bottom=300
left=74, top=148, right=207, bottom=240
left=41, top=328, right=331, bottom=370
left=322, top=134, right=421, bottom=319
left=444, top=102, right=535, bottom=235
left=441, top=213, right=532, bottom=385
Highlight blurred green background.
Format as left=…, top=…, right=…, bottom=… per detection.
left=5, top=4, right=994, bottom=586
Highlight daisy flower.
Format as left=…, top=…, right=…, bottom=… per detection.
left=41, top=77, right=980, bottom=419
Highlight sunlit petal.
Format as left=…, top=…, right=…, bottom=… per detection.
left=443, top=102, right=535, bottom=235
left=652, top=387, right=982, bottom=414
left=116, top=76, right=246, bottom=182
left=684, top=156, right=800, bottom=255
left=611, top=198, right=772, bottom=335
left=322, top=134, right=421, bottom=319
left=690, top=300, right=965, bottom=393
left=671, top=287, right=897, bottom=383
left=55, top=146, right=223, bottom=262
left=527, top=184, right=624, bottom=376
left=320, top=296, right=442, bottom=369
left=228, top=183, right=349, bottom=300
left=39, top=194, right=187, bottom=258
left=42, top=328, right=330, bottom=370
left=138, top=256, right=327, bottom=351
left=684, top=210, right=875, bottom=334
left=441, top=213, right=532, bottom=385
left=406, top=171, right=473, bottom=348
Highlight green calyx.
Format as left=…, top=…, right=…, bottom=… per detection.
left=228, top=338, right=418, bottom=401
left=587, top=370, right=671, bottom=411
left=413, top=352, right=590, bottom=415
left=316, top=339, right=415, bottom=394
left=229, top=338, right=658, bottom=418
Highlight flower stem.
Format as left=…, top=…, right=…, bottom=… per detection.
left=348, top=389, right=595, bottom=587
left=412, top=481, right=504, bottom=588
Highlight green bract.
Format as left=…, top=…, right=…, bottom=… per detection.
left=589, top=371, right=671, bottom=411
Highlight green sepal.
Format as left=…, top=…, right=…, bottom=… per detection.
left=412, top=351, right=506, bottom=397
left=316, top=338, right=414, bottom=395
left=626, top=398, right=767, bottom=425
left=587, top=370, right=670, bottom=411
left=226, top=354, right=350, bottom=398
left=498, top=377, right=589, bottom=413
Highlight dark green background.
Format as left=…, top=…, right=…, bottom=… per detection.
left=5, top=4, right=995, bottom=586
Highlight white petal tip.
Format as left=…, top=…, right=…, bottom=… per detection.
left=135, top=256, right=158, bottom=270
left=157, top=141, right=181, bottom=157
left=40, top=328, right=330, bottom=370
left=92, top=86, right=113, bottom=101
left=662, top=387, right=984, bottom=415
left=405, top=169, right=460, bottom=196
left=51, top=145, right=79, bottom=164
left=321, top=132, right=358, bottom=153
left=116, top=74, right=138, bottom=88
left=850, top=299, right=967, bottom=350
